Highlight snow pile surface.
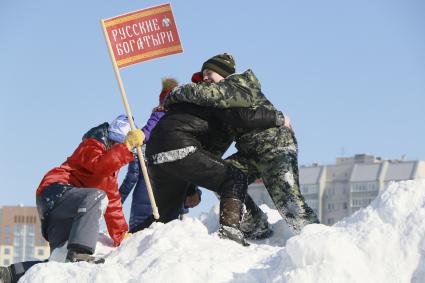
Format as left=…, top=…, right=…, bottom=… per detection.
left=21, top=180, right=425, bottom=283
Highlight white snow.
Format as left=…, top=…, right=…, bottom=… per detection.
left=20, top=180, right=425, bottom=283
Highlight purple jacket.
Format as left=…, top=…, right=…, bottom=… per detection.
left=141, top=110, right=165, bottom=142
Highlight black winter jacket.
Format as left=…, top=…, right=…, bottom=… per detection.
left=146, top=103, right=278, bottom=157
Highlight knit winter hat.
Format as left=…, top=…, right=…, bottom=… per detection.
left=108, top=114, right=131, bottom=143
left=201, top=53, right=236, bottom=78
left=159, top=77, right=178, bottom=105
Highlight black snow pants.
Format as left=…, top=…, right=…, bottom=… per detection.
left=136, top=148, right=247, bottom=230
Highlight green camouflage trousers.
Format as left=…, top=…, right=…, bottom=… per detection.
left=226, top=126, right=319, bottom=233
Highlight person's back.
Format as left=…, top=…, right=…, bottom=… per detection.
left=147, top=104, right=210, bottom=157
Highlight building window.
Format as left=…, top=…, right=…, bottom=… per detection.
left=25, top=247, right=34, bottom=259
left=351, top=182, right=379, bottom=193
left=352, top=198, right=375, bottom=208
left=4, top=248, right=10, bottom=255
left=37, top=249, right=44, bottom=256
left=343, top=202, right=348, bottom=209
left=301, top=184, right=319, bottom=195
left=3, top=259, right=10, bottom=266
left=4, top=236, right=11, bottom=245
left=27, top=224, right=35, bottom=236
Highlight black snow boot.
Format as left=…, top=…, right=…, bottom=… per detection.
left=0, top=266, right=13, bottom=283
left=66, top=250, right=105, bottom=264
left=240, top=195, right=273, bottom=240
left=218, top=198, right=249, bottom=246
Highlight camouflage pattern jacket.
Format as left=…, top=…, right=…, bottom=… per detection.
left=164, top=69, right=285, bottom=156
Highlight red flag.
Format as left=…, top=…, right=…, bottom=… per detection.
left=103, top=3, right=183, bottom=68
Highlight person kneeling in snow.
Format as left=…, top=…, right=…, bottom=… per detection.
left=0, top=115, right=145, bottom=282
left=36, top=114, right=144, bottom=262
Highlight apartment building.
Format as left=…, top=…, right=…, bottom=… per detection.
left=0, top=206, right=49, bottom=265
left=248, top=154, right=425, bottom=226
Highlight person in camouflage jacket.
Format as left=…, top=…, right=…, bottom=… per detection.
left=164, top=53, right=319, bottom=235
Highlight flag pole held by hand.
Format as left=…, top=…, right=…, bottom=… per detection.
left=101, top=20, right=160, bottom=220
left=100, top=4, right=183, bottom=220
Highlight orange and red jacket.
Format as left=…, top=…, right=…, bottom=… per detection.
left=36, top=134, right=134, bottom=246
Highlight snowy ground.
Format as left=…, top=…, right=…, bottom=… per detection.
left=21, top=180, right=425, bottom=283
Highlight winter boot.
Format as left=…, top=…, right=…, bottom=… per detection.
left=241, top=209, right=273, bottom=240
left=65, top=250, right=105, bottom=264
left=218, top=197, right=249, bottom=246
left=240, top=195, right=273, bottom=240
left=0, top=266, right=13, bottom=283
left=283, top=203, right=320, bottom=234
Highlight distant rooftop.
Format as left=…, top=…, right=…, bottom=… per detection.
left=336, top=154, right=381, bottom=165
left=350, top=163, right=381, bottom=182
left=304, top=154, right=411, bottom=167
left=384, top=161, right=416, bottom=181
left=300, top=166, right=323, bottom=184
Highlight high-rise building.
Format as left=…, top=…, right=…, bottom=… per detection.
left=248, top=154, right=425, bottom=226
left=0, top=206, right=49, bottom=265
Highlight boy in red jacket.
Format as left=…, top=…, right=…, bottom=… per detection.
left=1, top=115, right=144, bottom=283
left=36, top=114, right=144, bottom=263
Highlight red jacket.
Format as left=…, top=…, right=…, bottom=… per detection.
left=36, top=138, right=134, bottom=246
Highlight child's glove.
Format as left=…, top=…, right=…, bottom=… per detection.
left=124, top=129, right=145, bottom=151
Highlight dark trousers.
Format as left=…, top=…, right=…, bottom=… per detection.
left=36, top=183, right=106, bottom=253
left=147, top=148, right=246, bottom=225
left=8, top=260, right=45, bottom=283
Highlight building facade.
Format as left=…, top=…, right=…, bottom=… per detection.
left=248, top=154, right=425, bottom=226
left=0, top=206, right=49, bottom=265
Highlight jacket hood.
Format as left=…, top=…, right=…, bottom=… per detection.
left=82, top=122, right=110, bottom=146
left=225, top=69, right=261, bottom=92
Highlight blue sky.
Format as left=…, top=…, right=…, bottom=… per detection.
left=1, top=0, right=424, bottom=217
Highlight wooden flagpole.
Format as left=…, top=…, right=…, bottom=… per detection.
left=100, top=19, right=160, bottom=220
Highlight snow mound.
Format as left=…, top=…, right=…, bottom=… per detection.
left=21, top=180, right=425, bottom=283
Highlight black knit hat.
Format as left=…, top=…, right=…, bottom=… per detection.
left=201, top=53, right=236, bottom=78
